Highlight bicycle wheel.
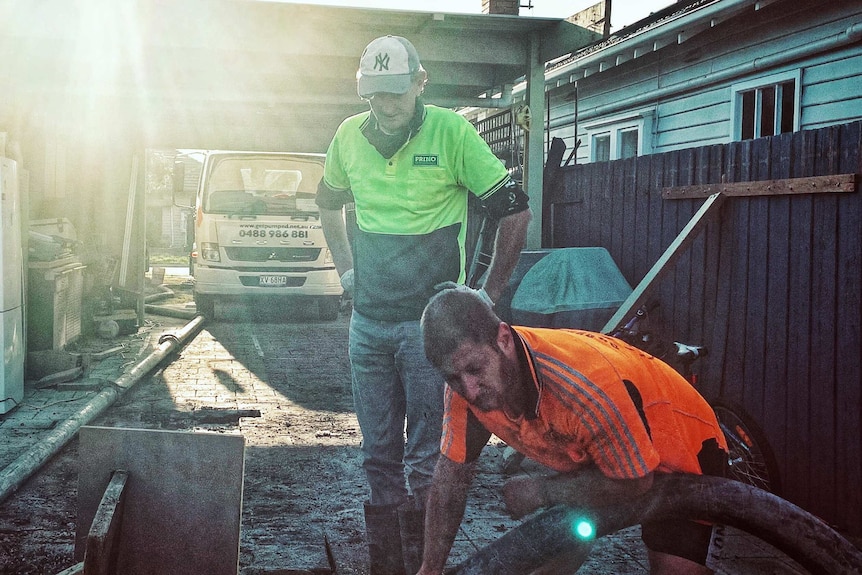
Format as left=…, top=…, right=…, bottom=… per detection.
left=711, top=400, right=782, bottom=496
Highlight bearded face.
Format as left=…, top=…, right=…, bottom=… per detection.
left=442, top=339, right=521, bottom=415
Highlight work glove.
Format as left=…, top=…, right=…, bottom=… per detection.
left=433, top=281, right=494, bottom=307
left=340, top=268, right=354, bottom=295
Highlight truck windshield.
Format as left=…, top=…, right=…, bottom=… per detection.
left=203, top=156, right=324, bottom=217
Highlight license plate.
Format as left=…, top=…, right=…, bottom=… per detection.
left=259, top=275, right=288, bottom=287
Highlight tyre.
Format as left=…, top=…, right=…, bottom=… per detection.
left=318, top=296, right=341, bottom=321
left=195, top=293, right=215, bottom=319
left=712, top=400, right=781, bottom=496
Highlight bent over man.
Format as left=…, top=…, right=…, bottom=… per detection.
left=418, top=286, right=728, bottom=575
left=316, top=36, right=531, bottom=575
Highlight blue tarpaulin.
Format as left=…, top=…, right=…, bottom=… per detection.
left=508, top=247, right=632, bottom=331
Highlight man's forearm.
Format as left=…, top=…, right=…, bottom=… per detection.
left=481, top=208, right=532, bottom=302
left=418, top=457, right=476, bottom=575
left=319, top=207, right=353, bottom=275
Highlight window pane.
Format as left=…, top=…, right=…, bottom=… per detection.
left=741, top=90, right=755, bottom=140
left=620, top=129, right=638, bottom=159
left=760, top=86, right=776, bottom=137
left=594, top=134, right=610, bottom=162
left=780, top=81, right=795, bottom=134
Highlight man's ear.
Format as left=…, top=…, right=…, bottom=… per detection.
left=414, top=69, right=428, bottom=94
left=496, top=322, right=515, bottom=356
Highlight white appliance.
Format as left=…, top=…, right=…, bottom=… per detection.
left=1, top=157, right=24, bottom=414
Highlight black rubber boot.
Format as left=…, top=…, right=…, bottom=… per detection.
left=398, top=496, right=426, bottom=575
left=364, top=501, right=405, bottom=575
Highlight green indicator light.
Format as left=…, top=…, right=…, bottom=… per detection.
left=574, top=519, right=594, bottom=540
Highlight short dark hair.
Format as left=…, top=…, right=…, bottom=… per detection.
left=421, top=287, right=501, bottom=369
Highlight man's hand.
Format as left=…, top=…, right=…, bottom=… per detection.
left=340, top=268, right=354, bottom=294
left=502, top=476, right=546, bottom=519
left=433, top=281, right=494, bottom=306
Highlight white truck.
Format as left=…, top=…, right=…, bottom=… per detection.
left=187, top=151, right=343, bottom=320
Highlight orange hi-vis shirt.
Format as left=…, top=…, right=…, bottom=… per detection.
left=441, top=327, right=727, bottom=479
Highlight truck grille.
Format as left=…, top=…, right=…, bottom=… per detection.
left=225, top=247, right=321, bottom=263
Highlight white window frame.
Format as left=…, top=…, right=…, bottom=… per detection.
left=618, top=127, right=640, bottom=160
left=591, top=132, right=612, bottom=162
left=730, top=69, right=801, bottom=141
left=582, top=109, right=655, bottom=163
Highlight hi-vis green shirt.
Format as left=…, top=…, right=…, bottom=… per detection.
left=318, top=105, right=514, bottom=322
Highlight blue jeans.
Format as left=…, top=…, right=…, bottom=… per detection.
left=349, top=311, right=445, bottom=506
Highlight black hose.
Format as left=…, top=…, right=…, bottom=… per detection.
left=450, top=474, right=862, bottom=575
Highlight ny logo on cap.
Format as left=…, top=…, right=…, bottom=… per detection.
left=374, top=53, right=390, bottom=72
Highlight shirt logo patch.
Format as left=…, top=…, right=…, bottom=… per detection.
left=413, top=155, right=439, bottom=166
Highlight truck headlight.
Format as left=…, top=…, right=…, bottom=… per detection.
left=201, top=242, right=221, bottom=262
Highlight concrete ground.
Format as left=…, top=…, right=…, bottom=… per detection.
left=0, top=269, right=814, bottom=574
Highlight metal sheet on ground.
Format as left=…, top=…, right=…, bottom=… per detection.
left=74, top=425, right=245, bottom=575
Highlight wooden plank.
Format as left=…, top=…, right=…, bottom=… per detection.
left=609, top=159, right=624, bottom=265
left=55, top=563, right=84, bottom=575
left=647, top=153, right=666, bottom=278
left=673, top=148, right=696, bottom=342
left=549, top=201, right=578, bottom=246
left=834, top=120, right=862, bottom=534
left=616, top=156, right=636, bottom=279
left=686, top=146, right=710, bottom=346
left=661, top=173, right=857, bottom=199
left=808, top=125, right=840, bottom=524
left=784, top=129, right=815, bottom=510
left=658, top=151, right=679, bottom=335
left=550, top=165, right=585, bottom=246
left=598, top=162, right=613, bottom=249
left=84, top=470, right=128, bottom=575
left=631, top=154, right=652, bottom=283
left=762, top=132, right=792, bottom=491
left=723, top=140, right=752, bottom=405
left=699, top=144, right=725, bottom=397
left=709, top=202, right=735, bottom=399
left=577, top=165, right=591, bottom=245
left=542, top=137, right=567, bottom=248
left=601, top=191, right=726, bottom=335
left=741, top=137, right=771, bottom=426
left=583, top=164, right=599, bottom=246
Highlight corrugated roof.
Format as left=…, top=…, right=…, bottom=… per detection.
left=545, top=0, right=769, bottom=83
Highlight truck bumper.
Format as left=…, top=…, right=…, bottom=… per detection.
left=194, top=266, right=343, bottom=298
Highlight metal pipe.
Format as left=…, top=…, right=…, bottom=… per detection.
left=144, top=303, right=197, bottom=320
left=450, top=474, right=862, bottom=575
left=0, top=315, right=206, bottom=504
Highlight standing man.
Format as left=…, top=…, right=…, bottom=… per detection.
left=316, top=36, right=532, bottom=575
left=418, top=286, right=729, bottom=575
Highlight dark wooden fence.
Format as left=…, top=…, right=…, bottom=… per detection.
left=544, top=120, right=862, bottom=536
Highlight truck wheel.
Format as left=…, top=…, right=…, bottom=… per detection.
left=195, top=294, right=215, bottom=319
left=318, top=297, right=341, bottom=321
